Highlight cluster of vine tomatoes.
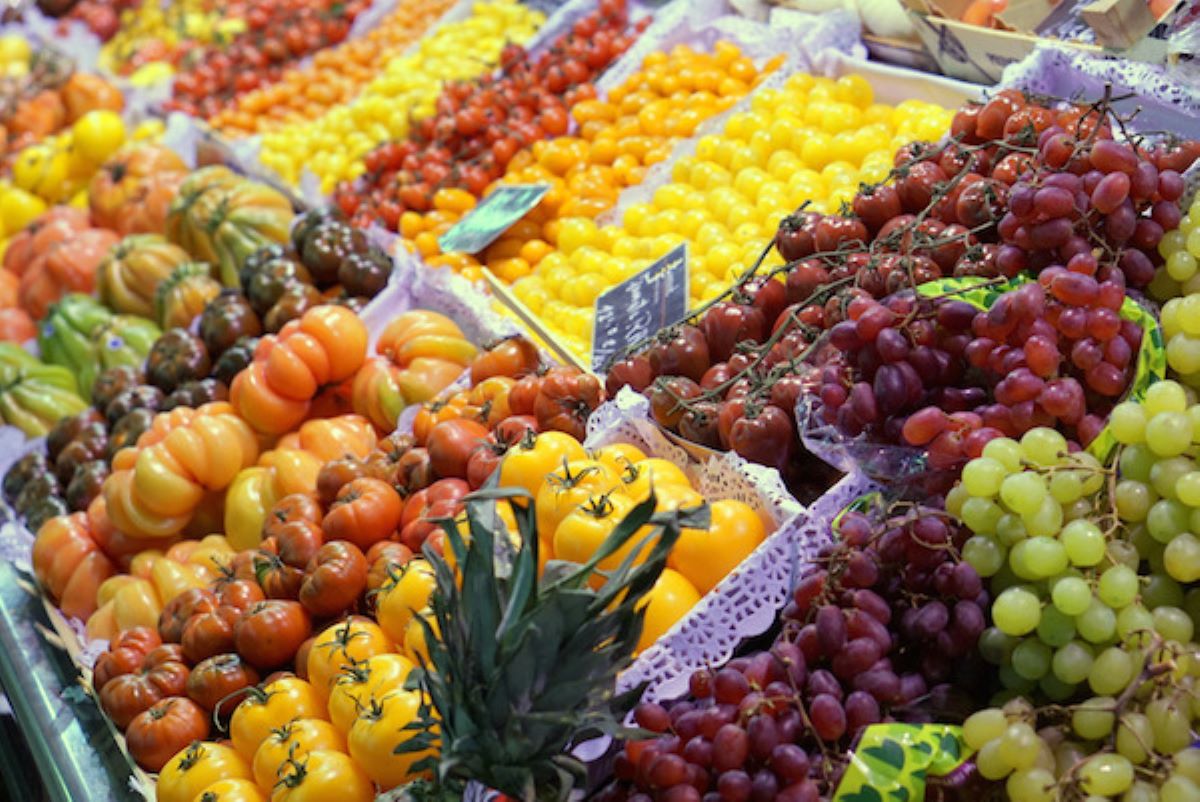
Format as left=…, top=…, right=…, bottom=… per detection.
left=335, top=0, right=645, bottom=228
left=164, top=0, right=370, bottom=119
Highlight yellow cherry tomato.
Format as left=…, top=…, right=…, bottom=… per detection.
left=231, top=677, right=327, bottom=761
left=251, top=718, right=344, bottom=791
left=375, top=559, right=436, bottom=646
left=306, top=617, right=394, bottom=701
left=636, top=568, right=701, bottom=653
left=157, top=742, right=252, bottom=802
left=535, top=459, right=621, bottom=541
left=347, top=691, right=432, bottom=790
left=327, top=653, right=414, bottom=735
left=270, top=749, right=374, bottom=802
left=191, top=778, right=266, bottom=802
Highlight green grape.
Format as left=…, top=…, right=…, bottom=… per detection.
left=1040, top=673, right=1077, bottom=701
left=991, top=561, right=1022, bottom=595
left=1170, top=336, right=1200, bottom=375
left=1168, top=250, right=1200, bottom=282
left=1002, top=473, right=1049, bottom=516
left=1125, top=781, right=1161, bottom=802
left=1012, top=638, right=1052, bottom=680
left=962, top=707, right=1008, bottom=749
left=1183, top=589, right=1200, bottom=628
left=1021, top=428, right=1069, bottom=467
left=1165, top=532, right=1200, bottom=583
left=1173, top=468, right=1200, bottom=509
left=945, top=483, right=970, bottom=519
left=1065, top=498, right=1095, bottom=523
left=984, top=437, right=1023, bottom=472
left=1145, top=380, right=1189, bottom=416
left=993, top=586, right=1043, bottom=636
left=1010, top=541, right=1036, bottom=580
left=1116, top=712, right=1154, bottom=763
left=1173, top=748, right=1200, bottom=783
left=997, top=513, right=1030, bottom=546
left=1189, top=406, right=1200, bottom=443
left=1111, top=401, right=1149, bottom=444
left=1025, top=536, right=1069, bottom=579
left=963, top=457, right=1007, bottom=497
left=1162, top=230, right=1189, bottom=259
left=979, top=627, right=1017, bottom=664
left=999, top=722, right=1042, bottom=770
left=1023, top=496, right=1065, bottom=538
left=1077, top=598, right=1118, bottom=643
left=1121, top=445, right=1157, bottom=483
left=1147, top=412, right=1194, bottom=457
left=964, top=536, right=1006, bottom=577
left=1116, top=603, right=1155, bottom=644
left=1146, top=697, right=1192, bottom=755
left=1098, top=565, right=1141, bottom=609
left=1164, top=297, right=1185, bottom=335
left=1182, top=294, right=1200, bottom=336
left=962, top=496, right=1004, bottom=534
left=1072, top=696, right=1116, bottom=739
left=1152, top=606, right=1195, bottom=643
left=1144, top=574, right=1185, bottom=609
left=1050, top=470, right=1085, bottom=504
left=1152, top=457, right=1196, bottom=499
left=1148, top=499, right=1190, bottom=543
left=1037, top=603, right=1077, bottom=647
left=1062, top=520, right=1107, bottom=567
left=1006, top=768, right=1055, bottom=802
left=1161, top=775, right=1200, bottom=802
left=975, top=739, right=1013, bottom=780
left=1079, top=753, right=1135, bottom=796
left=1075, top=452, right=1106, bottom=494
left=999, top=664, right=1038, bottom=693
left=1131, top=523, right=1160, bottom=559
left=1052, top=640, right=1095, bottom=684
left=1053, top=576, right=1094, bottom=617
left=1116, top=480, right=1155, bottom=522
left=1109, top=540, right=1142, bottom=571
left=1090, top=647, right=1136, bottom=695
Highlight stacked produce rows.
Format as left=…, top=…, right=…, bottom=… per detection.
left=1, top=1, right=1199, bottom=802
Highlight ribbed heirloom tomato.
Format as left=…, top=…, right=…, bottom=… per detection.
left=322, top=477, right=403, bottom=550
left=233, top=600, right=312, bottom=670
left=185, top=653, right=260, bottom=717
left=426, top=418, right=490, bottom=479
left=298, top=540, right=368, bottom=617
left=126, top=696, right=210, bottom=772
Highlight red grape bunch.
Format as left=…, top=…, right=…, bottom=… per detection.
left=596, top=501, right=987, bottom=802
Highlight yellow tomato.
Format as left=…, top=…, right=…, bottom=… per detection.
left=0, top=34, right=30, bottom=65
left=636, top=568, right=701, bottom=653
left=231, top=677, right=327, bottom=761
left=535, top=459, right=621, bottom=541
left=224, top=466, right=280, bottom=551
left=12, top=145, right=67, bottom=200
left=270, top=750, right=374, bottom=802
left=327, top=653, right=414, bottom=735
left=111, top=576, right=162, bottom=632
left=157, top=742, right=252, bottom=802
left=403, top=608, right=438, bottom=664
left=251, top=718, right=345, bottom=791
left=499, top=430, right=588, bottom=502
left=554, top=492, right=662, bottom=587
left=669, top=499, right=766, bottom=594
left=191, top=779, right=266, bottom=802
left=376, top=559, right=436, bottom=645
left=347, top=691, right=432, bottom=789
left=306, top=617, right=394, bottom=701
left=590, top=442, right=647, bottom=479
left=150, top=557, right=207, bottom=604
left=622, top=458, right=692, bottom=501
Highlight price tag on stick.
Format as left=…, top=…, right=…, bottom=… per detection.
left=591, top=244, right=689, bottom=372
left=437, top=184, right=549, bottom=254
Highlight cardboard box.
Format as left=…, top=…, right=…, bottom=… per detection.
left=903, top=0, right=1171, bottom=84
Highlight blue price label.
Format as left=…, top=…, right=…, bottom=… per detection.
left=591, top=244, right=689, bottom=372
left=437, top=184, right=549, bottom=255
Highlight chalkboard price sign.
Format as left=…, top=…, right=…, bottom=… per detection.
left=437, top=184, right=549, bottom=254
left=591, top=244, right=689, bottom=371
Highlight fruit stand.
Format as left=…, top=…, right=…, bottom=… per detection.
left=0, top=0, right=1197, bottom=800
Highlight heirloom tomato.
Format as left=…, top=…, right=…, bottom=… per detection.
left=321, top=477, right=403, bottom=550
left=156, top=742, right=252, bottom=802
left=99, top=644, right=189, bottom=729
left=535, top=459, right=620, bottom=540
left=251, top=718, right=344, bottom=791
left=499, top=431, right=587, bottom=502
left=669, top=499, right=766, bottom=594
left=298, top=540, right=368, bottom=618
left=375, top=559, right=436, bottom=645
left=186, top=653, right=260, bottom=717
left=327, top=653, right=414, bottom=735
left=270, top=749, right=375, bottom=802
left=192, top=779, right=266, bottom=802
left=305, top=616, right=392, bottom=700
left=426, top=418, right=489, bottom=479
left=126, top=696, right=210, bottom=772
left=230, top=677, right=326, bottom=760
left=348, top=691, right=432, bottom=789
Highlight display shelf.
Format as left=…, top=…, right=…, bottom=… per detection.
left=0, top=562, right=139, bottom=802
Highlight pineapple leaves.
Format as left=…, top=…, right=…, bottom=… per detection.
left=398, top=471, right=706, bottom=802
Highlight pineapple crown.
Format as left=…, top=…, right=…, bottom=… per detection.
left=398, top=478, right=708, bottom=802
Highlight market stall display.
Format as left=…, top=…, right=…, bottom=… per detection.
left=0, top=0, right=1197, bottom=801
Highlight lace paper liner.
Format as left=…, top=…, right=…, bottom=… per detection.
left=617, top=470, right=877, bottom=704
left=1000, top=43, right=1200, bottom=136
